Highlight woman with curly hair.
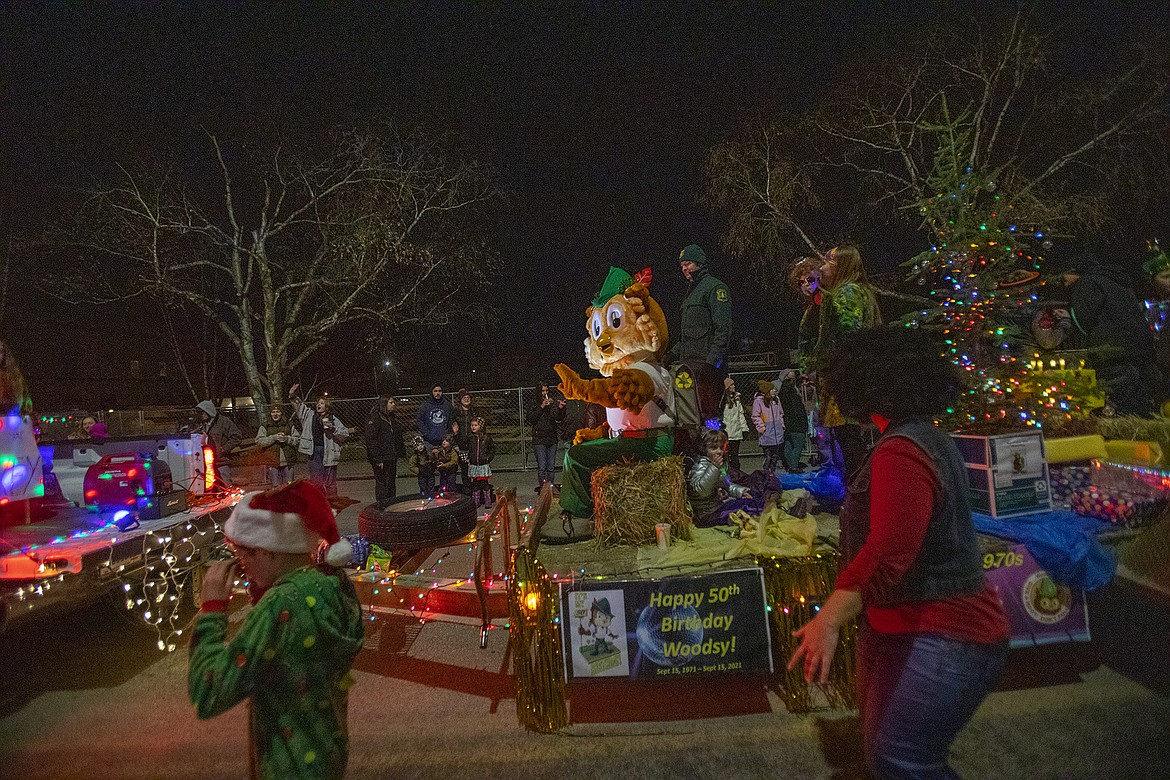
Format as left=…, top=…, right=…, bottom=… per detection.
left=789, top=326, right=1009, bottom=780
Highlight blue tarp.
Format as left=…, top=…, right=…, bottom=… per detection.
left=778, top=466, right=846, bottom=502
left=973, top=509, right=1116, bottom=591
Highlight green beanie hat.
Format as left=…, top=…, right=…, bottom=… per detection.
left=679, top=244, right=708, bottom=266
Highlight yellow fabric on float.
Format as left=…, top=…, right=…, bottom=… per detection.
left=1045, top=435, right=1108, bottom=464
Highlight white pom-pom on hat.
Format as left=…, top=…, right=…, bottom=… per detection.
left=225, top=481, right=350, bottom=566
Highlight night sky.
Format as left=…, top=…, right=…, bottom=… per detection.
left=3, top=1, right=1167, bottom=406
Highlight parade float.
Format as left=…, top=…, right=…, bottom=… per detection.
left=0, top=344, right=238, bottom=647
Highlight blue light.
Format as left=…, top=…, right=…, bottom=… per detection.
left=113, top=510, right=130, bottom=523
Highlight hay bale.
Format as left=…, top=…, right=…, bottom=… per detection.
left=591, top=455, right=692, bottom=547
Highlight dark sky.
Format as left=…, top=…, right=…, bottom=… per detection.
left=2, top=1, right=1167, bottom=403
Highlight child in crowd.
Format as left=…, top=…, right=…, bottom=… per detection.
left=434, top=435, right=459, bottom=493
left=189, top=480, right=364, bottom=780
left=465, top=416, right=497, bottom=508
left=686, top=427, right=751, bottom=526
left=408, top=435, right=436, bottom=497
left=721, top=377, right=748, bottom=471
left=752, top=379, right=785, bottom=474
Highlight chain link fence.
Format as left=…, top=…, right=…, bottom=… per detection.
left=38, top=369, right=826, bottom=473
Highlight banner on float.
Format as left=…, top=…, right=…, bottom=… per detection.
left=559, top=567, right=773, bottom=681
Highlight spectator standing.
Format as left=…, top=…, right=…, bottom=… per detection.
left=466, top=416, right=497, bottom=507
left=814, top=245, right=882, bottom=480
left=530, top=381, right=566, bottom=492
left=407, top=435, right=436, bottom=497
left=288, top=384, right=349, bottom=498
left=789, top=326, right=1008, bottom=779
left=790, top=257, right=824, bottom=375
left=69, top=415, right=109, bottom=443
left=416, top=384, right=454, bottom=449
left=751, top=380, right=785, bottom=474
left=776, top=370, right=810, bottom=472
left=189, top=481, right=363, bottom=780
left=1061, top=248, right=1161, bottom=416
left=196, top=400, right=243, bottom=488
left=451, top=388, right=475, bottom=493
left=669, top=244, right=732, bottom=426
left=255, top=403, right=298, bottom=487
left=721, top=377, right=748, bottom=471
left=364, top=396, right=406, bottom=509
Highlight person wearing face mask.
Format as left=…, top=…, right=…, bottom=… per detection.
left=255, top=402, right=298, bottom=487
left=289, top=384, right=349, bottom=498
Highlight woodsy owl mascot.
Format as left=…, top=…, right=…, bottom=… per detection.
left=554, top=267, right=675, bottom=521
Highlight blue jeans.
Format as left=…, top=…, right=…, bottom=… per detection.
left=266, top=465, right=294, bottom=487
left=308, top=446, right=337, bottom=497
left=782, top=431, right=806, bottom=471
left=533, top=442, right=558, bottom=486
left=858, top=622, right=1007, bottom=779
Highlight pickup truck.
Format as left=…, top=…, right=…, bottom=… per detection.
left=0, top=429, right=237, bottom=635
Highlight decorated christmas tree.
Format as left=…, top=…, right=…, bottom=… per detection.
left=896, top=119, right=1104, bottom=431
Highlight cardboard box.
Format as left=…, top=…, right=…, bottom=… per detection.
left=952, top=432, right=1052, bottom=517
left=980, top=537, right=1090, bottom=648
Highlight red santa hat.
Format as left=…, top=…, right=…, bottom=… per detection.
left=224, top=480, right=353, bottom=567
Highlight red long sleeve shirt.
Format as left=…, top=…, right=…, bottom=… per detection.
left=835, top=432, right=1010, bottom=644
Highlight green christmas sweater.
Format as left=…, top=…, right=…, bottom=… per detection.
left=189, top=566, right=364, bottom=779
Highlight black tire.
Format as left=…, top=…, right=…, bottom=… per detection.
left=357, top=493, right=478, bottom=549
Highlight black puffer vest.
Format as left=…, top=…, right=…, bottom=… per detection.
left=838, top=417, right=985, bottom=605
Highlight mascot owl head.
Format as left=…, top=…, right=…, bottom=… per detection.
left=584, top=267, right=669, bottom=377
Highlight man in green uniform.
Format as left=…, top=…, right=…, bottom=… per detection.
left=668, top=244, right=732, bottom=428
left=190, top=481, right=364, bottom=780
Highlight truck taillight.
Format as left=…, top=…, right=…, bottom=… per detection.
left=202, top=446, right=216, bottom=492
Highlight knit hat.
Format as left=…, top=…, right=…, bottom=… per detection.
left=456, top=388, right=471, bottom=403
left=195, top=400, right=218, bottom=418
left=679, top=244, right=707, bottom=266
left=757, top=380, right=774, bottom=395
left=224, top=480, right=352, bottom=567
left=775, top=369, right=796, bottom=385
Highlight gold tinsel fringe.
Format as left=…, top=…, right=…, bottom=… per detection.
left=592, top=455, right=692, bottom=547
left=758, top=552, right=858, bottom=713
left=507, top=546, right=569, bottom=733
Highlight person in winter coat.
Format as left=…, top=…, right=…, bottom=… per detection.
left=721, top=377, right=749, bottom=470
left=814, top=245, right=882, bottom=480
left=416, top=384, right=454, bottom=449
left=407, top=435, right=436, bottom=498
left=451, top=388, right=475, bottom=494
left=668, top=244, right=733, bottom=426
left=255, top=403, right=298, bottom=487
left=465, top=416, right=497, bottom=508
left=687, top=427, right=751, bottom=526
left=751, top=380, right=785, bottom=473
left=530, top=381, right=566, bottom=492
left=196, top=400, right=243, bottom=488
left=364, top=396, right=406, bottom=509
left=776, top=370, right=810, bottom=472
left=190, top=481, right=364, bottom=780
left=288, top=384, right=349, bottom=498
left=1060, top=247, right=1161, bottom=416
left=432, top=435, right=459, bottom=494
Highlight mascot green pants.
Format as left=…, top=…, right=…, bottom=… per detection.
left=559, top=432, right=674, bottom=518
